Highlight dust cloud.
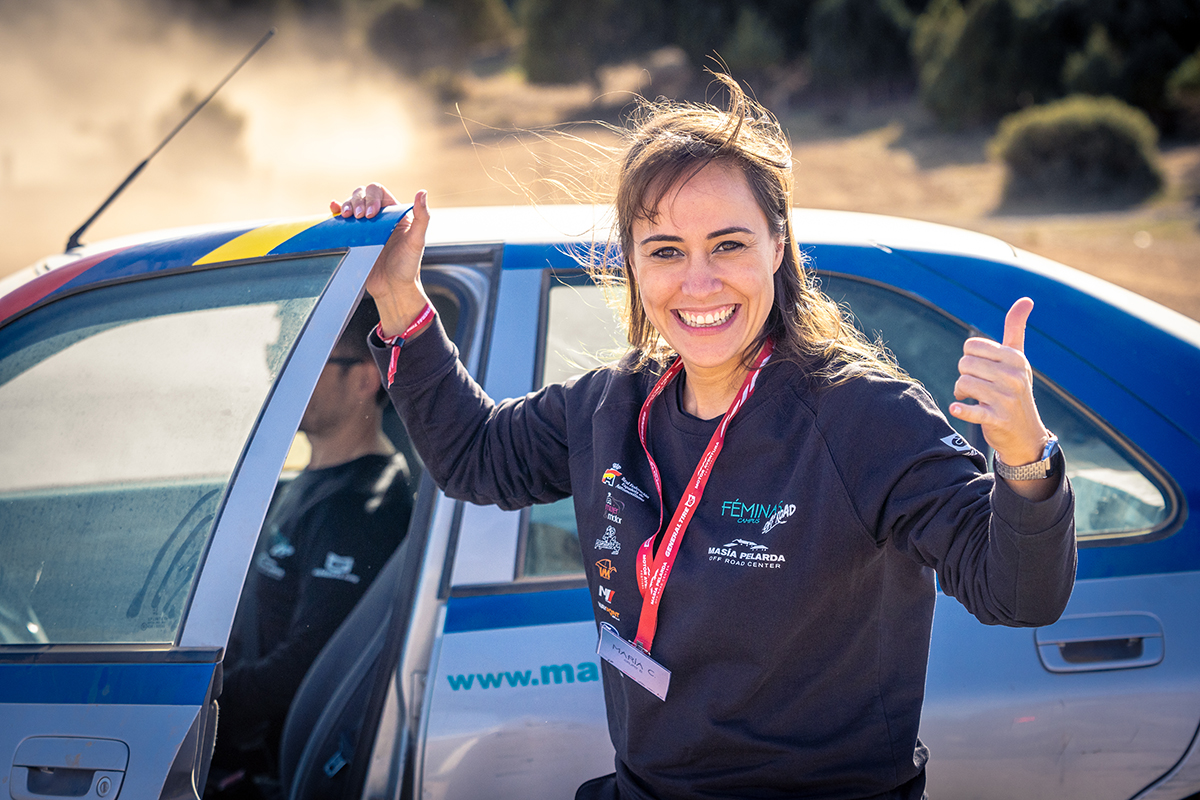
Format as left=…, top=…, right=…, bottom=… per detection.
left=0, top=0, right=560, bottom=276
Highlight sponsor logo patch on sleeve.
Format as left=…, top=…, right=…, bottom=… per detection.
left=941, top=433, right=976, bottom=454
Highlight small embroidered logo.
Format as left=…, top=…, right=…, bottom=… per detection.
left=595, top=525, right=621, bottom=555
left=760, top=504, right=797, bottom=536
left=941, top=433, right=974, bottom=453
left=312, top=552, right=361, bottom=584
left=602, top=464, right=621, bottom=486
left=724, top=538, right=769, bottom=551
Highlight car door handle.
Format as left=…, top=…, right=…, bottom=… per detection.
left=1035, top=612, right=1164, bottom=673
left=9, top=737, right=128, bottom=800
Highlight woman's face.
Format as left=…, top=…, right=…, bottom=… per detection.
left=630, top=162, right=784, bottom=383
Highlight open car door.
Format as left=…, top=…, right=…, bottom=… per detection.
left=0, top=216, right=398, bottom=799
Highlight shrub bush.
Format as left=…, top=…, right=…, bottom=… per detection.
left=1170, top=50, right=1200, bottom=102
left=428, top=0, right=516, bottom=48
left=1168, top=48, right=1200, bottom=135
left=809, top=0, right=916, bottom=90
left=989, top=95, right=1164, bottom=207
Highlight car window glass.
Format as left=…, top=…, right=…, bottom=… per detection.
left=541, top=278, right=628, bottom=387
left=524, top=278, right=625, bottom=578
left=283, top=289, right=461, bottom=474
left=0, top=256, right=339, bottom=645
left=820, top=274, right=1170, bottom=541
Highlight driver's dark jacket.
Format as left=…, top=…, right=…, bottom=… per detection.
left=221, top=453, right=412, bottom=754
left=372, top=320, right=1076, bottom=800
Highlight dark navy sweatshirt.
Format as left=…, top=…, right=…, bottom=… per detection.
left=372, top=320, right=1076, bottom=800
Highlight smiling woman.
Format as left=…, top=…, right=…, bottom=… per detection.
left=335, top=73, right=1077, bottom=800
left=627, top=163, right=784, bottom=419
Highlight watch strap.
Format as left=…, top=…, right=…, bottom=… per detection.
left=993, top=435, right=1061, bottom=481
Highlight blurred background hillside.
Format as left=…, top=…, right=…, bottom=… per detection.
left=1, top=0, right=1198, bottom=318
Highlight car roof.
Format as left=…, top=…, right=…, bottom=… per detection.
left=3, top=205, right=1197, bottom=442
left=1, top=204, right=1015, bottom=304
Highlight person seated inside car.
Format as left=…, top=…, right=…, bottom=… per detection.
left=208, top=299, right=414, bottom=798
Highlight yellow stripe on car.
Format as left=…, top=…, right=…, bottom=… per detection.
left=193, top=216, right=329, bottom=265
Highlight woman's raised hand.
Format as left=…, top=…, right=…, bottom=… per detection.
left=330, top=184, right=432, bottom=338
left=949, top=297, right=1055, bottom=500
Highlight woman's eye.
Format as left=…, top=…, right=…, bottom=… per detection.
left=715, top=240, right=745, bottom=253
left=651, top=247, right=681, bottom=259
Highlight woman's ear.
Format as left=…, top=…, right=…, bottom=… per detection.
left=772, top=236, right=785, bottom=274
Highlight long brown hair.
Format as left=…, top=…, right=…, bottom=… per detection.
left=591, top=74, right=905, bottom=383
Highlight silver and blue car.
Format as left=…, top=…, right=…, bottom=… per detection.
left=1, top=205, right=1198, bottom=800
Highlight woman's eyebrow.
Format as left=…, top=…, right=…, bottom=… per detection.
left=638, top=226, right=753, bottom=246
left=707, top=226, right=753, bottom=238
left=638, top=233, right=684, bottom=246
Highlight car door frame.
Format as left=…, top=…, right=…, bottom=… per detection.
left=0, top=242, right=388, bottom=800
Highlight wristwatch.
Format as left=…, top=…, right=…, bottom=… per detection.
left=993, top=434, right=1061, bottom=481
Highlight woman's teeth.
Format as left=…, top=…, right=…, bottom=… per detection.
left=678, top=306, right=735, bottom=328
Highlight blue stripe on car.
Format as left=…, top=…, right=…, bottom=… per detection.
left=52, top=228, right=257, bottom=296
left=0, top=663, right=215, bottom=705
left=272, top=208, right=405, bottom=255
left=501, top=243, right=592, bottom=271
left=445, top=588, right=593, bottom=633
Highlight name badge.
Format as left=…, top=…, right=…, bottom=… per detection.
left=597, top=623, right=671, bottom=701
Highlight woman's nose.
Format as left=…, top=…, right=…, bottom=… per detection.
left=680, top=255, right=721, bottom=297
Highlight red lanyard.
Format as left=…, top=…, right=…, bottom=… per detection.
left=632, top=340, right=774, bottom=653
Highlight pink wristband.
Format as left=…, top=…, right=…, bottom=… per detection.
left=376, top=302, right=436, bottom=388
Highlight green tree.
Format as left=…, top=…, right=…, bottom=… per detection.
left=722, top=5, right=786, bottom=74
left=517, top=0, right=669, bottom=84
left=915, top=0, right=1070, bottom=126
left=810, top=0, right=917, bottom=90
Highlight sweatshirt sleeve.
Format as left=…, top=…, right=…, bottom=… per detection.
left=817, top=376, right=1077, bottom=627
left=370, top=318, right=573, bottom=509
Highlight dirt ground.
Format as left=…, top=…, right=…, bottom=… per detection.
left=4, top=59, right=1198, bottom=322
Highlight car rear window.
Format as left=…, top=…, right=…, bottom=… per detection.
left=820, top=275, right=1172, bottom=541
left=522, top=271, right=1174, bottom=579
left=0, top=256, right=339, bottom=645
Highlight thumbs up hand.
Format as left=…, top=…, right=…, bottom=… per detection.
left=949, top=298, right=1053, bottom=485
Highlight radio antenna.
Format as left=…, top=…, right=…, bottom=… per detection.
left=65, top=27, right=276, bottom=252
